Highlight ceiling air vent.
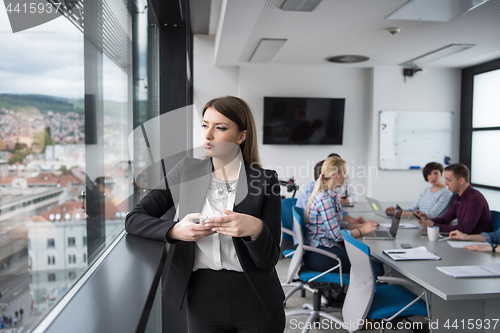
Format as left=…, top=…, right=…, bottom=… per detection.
left=326, top=55, right=369, bottom=64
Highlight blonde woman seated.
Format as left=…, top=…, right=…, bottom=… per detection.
left=386, top=162, right=453, bottom=219
left=304, top=156, right=379, bottom=274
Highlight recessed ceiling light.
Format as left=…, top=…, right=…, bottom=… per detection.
left=400, top=44, right=475, bottom=67
left=386, top=0, right=490, bottom=22
left=280, top=0, right=323, bottom=12
left=326, top=55, right=370, bottom=64
left=249, top=39, right=287, bottom=63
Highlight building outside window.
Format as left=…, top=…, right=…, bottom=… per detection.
left=0, top=0, right=157, bottom=330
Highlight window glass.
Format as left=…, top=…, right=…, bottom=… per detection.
left=0, top=1, right=151, bottom=330
left=471, top=131, right=500, bottom=188
left=472, top=68, right=500, bottom=128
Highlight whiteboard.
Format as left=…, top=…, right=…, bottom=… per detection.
left=379, top=111, right=453, bottom=170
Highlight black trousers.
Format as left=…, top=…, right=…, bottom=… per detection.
left=187, top=269, right=285, bottom=333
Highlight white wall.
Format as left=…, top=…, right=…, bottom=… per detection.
left=193, top=35, right=462, bottom=203
left=238, top=65, right=371, bottom=198
left=193, top=35, right=240, bottom=151
left=368, top=67, right=462, bottom=202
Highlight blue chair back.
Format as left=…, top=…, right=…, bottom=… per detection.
left=491, top=210, right=500, bottom=232
left=281, top=198, right=297, bottom=241
left=342, top=230, right=370, bottom=257
left=292, top=206, right=307, bottom=241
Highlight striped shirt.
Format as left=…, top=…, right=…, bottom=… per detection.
left=408, top=186, right=453, bottom=219
left=305, top=189, right=351, bottom=248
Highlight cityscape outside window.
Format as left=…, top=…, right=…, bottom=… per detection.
left=0, top=0, right=154, bottom=330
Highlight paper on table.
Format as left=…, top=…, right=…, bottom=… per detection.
left=380, top=223, right=418, bottom=229
left=383, top=246, right=441, bottom=260
left=437, top=263, right=500, bottom=278
left=447, top=241, right=489, bottom=248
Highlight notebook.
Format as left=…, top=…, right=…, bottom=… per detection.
left=363, top=205, right=402, bottom=240
left=447, top=241, right=490, bottom=248
left=383, top=246, right=441, bottom=260
left=437, top=263, right=500, bottom=278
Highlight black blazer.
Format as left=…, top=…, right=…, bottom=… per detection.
left=125, top=157, right=285, bottom=316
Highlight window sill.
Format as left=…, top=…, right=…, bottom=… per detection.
left=36, top=232, right=167, bottom=333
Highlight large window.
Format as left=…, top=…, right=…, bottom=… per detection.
left=461, top=58, right=500, bottom=211
left=0, top=0, right=158, bottom=330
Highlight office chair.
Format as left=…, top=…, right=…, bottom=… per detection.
left=285, top=206, right=348, bottom=332
left=281, top=197, right=298, bottom=258
left=280, top=197, right=312, bottom=306
left=491, top=210, right=500, bottom=232
left=341, top=230, right=430, bottom=333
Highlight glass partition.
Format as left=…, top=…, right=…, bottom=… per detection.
left=0, top=0, right=157, bottom=330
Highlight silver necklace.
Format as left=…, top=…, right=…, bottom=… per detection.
left=208, top=175, right=238, bottom=215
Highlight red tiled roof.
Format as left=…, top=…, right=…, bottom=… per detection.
left=28, top=173, right=59, bottom=185
left=0, top=177, right=15, bottom=184
left=40, top=199, right=128, bottom=221
left=58, top=173, right=83, bottom=187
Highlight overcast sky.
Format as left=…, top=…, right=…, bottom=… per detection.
left=0, top=5, right=129, bottom=102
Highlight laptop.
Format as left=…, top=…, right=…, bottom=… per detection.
left=366, top=197, right=392, bottom=218
left=363, top=205, right=402, bottom=240
left=366, top=197, right=411, bottom=219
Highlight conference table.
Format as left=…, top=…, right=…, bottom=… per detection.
left=345, top=202, right=500, bottom=333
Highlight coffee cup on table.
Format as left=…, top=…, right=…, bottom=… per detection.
left=427, top=226, right=439, bottom=241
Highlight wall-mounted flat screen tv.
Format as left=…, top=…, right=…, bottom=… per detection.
left=263, top=97, right=345, bottom=145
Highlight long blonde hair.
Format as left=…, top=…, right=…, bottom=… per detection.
left=203, top=96, right=261, bottom=168
left=305, top=156, right=346, bottom=219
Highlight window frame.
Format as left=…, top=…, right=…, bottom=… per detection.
left=460, top=57, right=500, bottom=191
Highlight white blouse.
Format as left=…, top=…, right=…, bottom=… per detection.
left=192, top=162, right=243, bottom=272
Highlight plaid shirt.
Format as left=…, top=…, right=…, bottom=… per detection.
left=305, top=189, right=352, bottom=248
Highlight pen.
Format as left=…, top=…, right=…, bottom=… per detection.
left=387, top=251, right=406, bottom=254
left=438, top=237, right=450, bottom=241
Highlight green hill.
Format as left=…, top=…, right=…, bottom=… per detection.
left=0, top=94, right=84, bottom=115
left=0, top=94, right=135, bottom=118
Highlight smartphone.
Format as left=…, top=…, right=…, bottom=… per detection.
left=192, top=218, right=200, bottom=224
left=401, top=243, right=412, bottom=249
left=412, top=213, right=421, bottom=220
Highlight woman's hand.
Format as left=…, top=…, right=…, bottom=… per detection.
left=207, top=209, right=263, bottom=241
left=167, top=213, right=216, bottom=241
left=385, top=206, right=396, bottom=215
left=359, top=220, right=379, bottom=235
left=353, top=216, right=366, bottom=224
left=402, top=210, right=414, bottom=217
left=464, top=244, right=492, bottom=252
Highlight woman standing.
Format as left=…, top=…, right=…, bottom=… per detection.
left=125, top=96, right=285, bottom=332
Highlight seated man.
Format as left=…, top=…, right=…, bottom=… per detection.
left=449, top=229, right=499, bottom=253
left=417, top=163, right=492, bottom=234
left=297, top=153, right=363, bottom=225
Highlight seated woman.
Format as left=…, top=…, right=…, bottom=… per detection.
left=386, top=162, right=453, bottom=219
left=303, top=156, right=379, bottom=274
left=449, top=229, right=500, bottom=252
